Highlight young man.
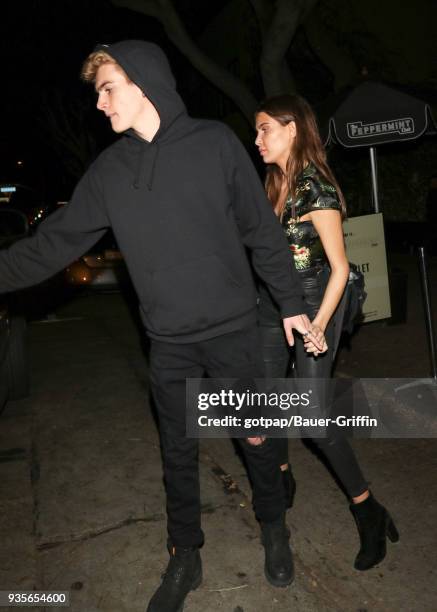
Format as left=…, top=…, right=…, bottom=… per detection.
left=0, top=41, right=324, bottom=611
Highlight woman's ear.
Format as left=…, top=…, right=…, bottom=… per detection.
left=288, top=120, right=297, bottom=139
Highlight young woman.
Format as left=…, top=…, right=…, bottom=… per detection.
left=255, top=94, right=399, bottom=571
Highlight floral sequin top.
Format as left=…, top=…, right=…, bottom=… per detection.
left=283, top=163, right=341, bottom=271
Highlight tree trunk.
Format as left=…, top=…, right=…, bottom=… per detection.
left=260, top=0, right=319, bottom=95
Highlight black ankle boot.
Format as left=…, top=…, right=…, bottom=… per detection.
left=146, top=546, right=202, bottom=612
left=281, top=468, right=296, bottom=509
left=261, top=513, right=294, bottom=587
left=350, top=492, right=399, bottom=571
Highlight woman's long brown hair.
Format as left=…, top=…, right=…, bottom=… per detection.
left=256, top=95, right=347, bottom=219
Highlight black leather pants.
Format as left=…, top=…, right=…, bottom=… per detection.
left=259, top=269, right=368, bottom=498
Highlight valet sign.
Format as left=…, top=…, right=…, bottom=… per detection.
left=343, top=213, right=391, bottom=323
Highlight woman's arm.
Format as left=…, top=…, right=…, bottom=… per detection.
left=309, top=209, right=349, bottom=333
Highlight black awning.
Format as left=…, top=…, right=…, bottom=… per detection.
left=325, top=81, right=436, bottom=148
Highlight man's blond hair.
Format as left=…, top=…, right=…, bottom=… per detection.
left=81, top=50, right=130, bottom=83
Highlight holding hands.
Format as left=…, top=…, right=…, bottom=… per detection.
left=302, top=323, right=328, bottom=356
left=282, top=314, right=328, bottom=355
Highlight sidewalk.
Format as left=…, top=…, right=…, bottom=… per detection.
left=0, top=252, right=436, bottom=611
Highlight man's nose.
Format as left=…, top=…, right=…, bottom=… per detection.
left=96, top=94, right=106, bottom=111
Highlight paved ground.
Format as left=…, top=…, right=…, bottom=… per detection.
left=0, top=252, right=436, bottom=612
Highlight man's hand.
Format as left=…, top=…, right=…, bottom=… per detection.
left=282, top=314, right=327, bottom=353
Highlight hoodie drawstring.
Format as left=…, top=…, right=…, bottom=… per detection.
left=133, top=143, right=160, bottom=191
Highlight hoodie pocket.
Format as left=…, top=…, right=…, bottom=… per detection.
left=146, top=254, right=252, bottom=335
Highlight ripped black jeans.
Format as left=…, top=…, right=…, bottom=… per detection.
left=149, top=324, right=285, bottom=548
left=258, top=268, right=368, bottom=499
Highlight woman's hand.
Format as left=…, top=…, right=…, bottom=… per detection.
left=304, top=322, right=328, bottom=356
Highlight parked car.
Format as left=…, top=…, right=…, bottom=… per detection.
left=0, top=209, right=30, bottom=412
left=65, top=231, right=131, bottom=292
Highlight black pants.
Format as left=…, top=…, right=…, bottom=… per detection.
left=149, top=325, right=285, bottom=548
left=259, top=270, right=368, bottom=499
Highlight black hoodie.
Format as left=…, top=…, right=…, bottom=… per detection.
left=0, top=40, right=304, bottom=343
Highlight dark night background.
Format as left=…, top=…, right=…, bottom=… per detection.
left=1, top=0, right=436, bottom=221
left=1, top=6, right=437, bottom=607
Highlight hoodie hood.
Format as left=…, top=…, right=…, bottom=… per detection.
left=95, top=40, right=187, bottom=190
left=95, top=40, right=186, bottom=140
